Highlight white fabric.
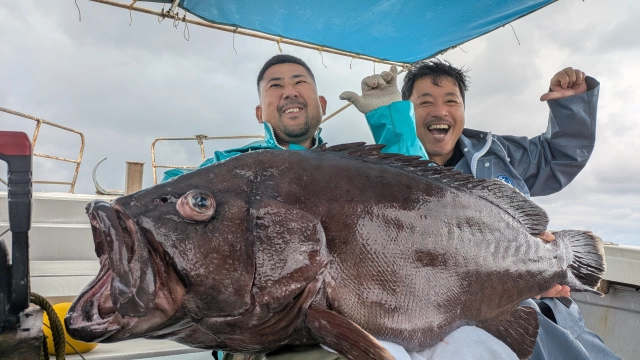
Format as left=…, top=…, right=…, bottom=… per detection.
left=321, top=326, right=517, bottom=360
left=412, top=326, right=518, bottom=360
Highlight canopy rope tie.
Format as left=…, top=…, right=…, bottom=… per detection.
left=276, top=38, right=283, bottom=53
left=232, top=27, right=239, bottom=54
left=508, top=23, right=521, bottom=45
left=31, top=292, right=66, bottom=360
left=74, top=0, right=82, bottom=22
left=350, top=55, right=360, bottom=69
left=318, top=47, right=327, bottom=68
left=173, top=12, right=181, bottom=29
left=183, top=12, right=190, bottom=41
left=128, top=0, right=137, bottom=26
left=157, top=4, right=166, bottom=23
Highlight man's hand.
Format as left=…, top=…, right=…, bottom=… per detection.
left=340, top=65, right=402, bottom=114
left=535, top=284, right=571, bottom=299
left=535, top=230, right=571, bottom=299
left=540, top=67, right=587, bottom=101
left=536, top=230, right=555, bottom=242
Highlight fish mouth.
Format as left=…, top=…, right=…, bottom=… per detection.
left=66, top=200, right=186, bottom=342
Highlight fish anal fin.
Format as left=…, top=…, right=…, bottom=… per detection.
left=306, top=307, right=394, bottom=360
left=477, top=306, right=539, bottom=360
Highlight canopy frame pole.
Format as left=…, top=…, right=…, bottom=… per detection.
left=168, top=0, right=180, bottom=15
left=88, top=0, right=408, bottom=69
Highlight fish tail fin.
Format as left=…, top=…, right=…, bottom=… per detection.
left=557, top=230, right=606, bottom=295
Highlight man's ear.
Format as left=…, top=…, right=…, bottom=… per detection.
left=319, top=96, right=327, bottom=116
left=255, top=105, right=264, bottom=123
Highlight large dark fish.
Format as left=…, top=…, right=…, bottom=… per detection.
left=65, top=143, right=605, bottom=360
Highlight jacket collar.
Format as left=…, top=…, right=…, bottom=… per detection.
left=262, top=122, right=324, bottom=150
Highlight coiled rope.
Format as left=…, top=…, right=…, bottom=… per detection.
left=30, top=292, right=66, bottom=360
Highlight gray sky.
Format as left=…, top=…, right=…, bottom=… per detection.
left=1, top=0, right=639, bottom=246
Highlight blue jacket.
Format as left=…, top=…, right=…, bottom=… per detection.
left=365, top=77, right=617, bottom=360
left=365, top=77, right=600, bottom=197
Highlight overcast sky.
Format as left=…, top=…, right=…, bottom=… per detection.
left=1, top=0, right=639, bottom=246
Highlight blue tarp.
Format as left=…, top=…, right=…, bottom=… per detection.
left=143, top=0, right=555, bottom=63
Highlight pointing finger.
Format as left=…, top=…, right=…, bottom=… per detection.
left=540, top=91, right=563, bottom=102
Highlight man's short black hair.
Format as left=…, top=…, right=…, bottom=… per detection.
left=401, top=59, right=469, bottom=104
left=257, top=54, right=315, bottom=94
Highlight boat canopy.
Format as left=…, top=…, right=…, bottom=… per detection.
left=131, top=0, right=555, bottom=64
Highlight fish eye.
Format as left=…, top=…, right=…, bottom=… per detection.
left=190, top=195, right=210, bottom=210
left=177, top=190, right=216, bottom=222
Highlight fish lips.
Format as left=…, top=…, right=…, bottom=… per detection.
left=86, top=200, right=157, bottom=318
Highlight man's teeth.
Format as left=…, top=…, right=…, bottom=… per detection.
left=427, top=124, right=450, bottom=130
left=284, top=108, right=302, bottom=114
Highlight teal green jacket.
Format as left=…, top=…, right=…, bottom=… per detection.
left=162, top=102, right=427, bottom=182
left=364, top=100, right=427, bottom=159
left=162, top=122, right=325, bottom=182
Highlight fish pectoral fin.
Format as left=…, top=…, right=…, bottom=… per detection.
left=251, top=199, right=330, bottom=312
left=477, top=306, right=539, bottom=360
left=305, top=307, right=395, bottom=360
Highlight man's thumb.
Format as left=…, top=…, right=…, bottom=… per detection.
left=539, top=91, right=563, bottom=102
left=339, top=91, right=360, bottom=104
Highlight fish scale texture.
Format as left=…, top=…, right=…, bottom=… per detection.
left=66, top=143, right=604, bottom=360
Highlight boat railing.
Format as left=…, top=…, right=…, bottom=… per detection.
left=151, top=134, right=264, bottom=184
left=0, top=107, right=84, bottom=193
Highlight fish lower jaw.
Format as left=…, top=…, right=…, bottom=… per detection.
left=66, top=263, right=123, bottom=342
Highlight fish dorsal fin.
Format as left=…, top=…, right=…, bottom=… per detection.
left=320, top=143, right=548, bottom=235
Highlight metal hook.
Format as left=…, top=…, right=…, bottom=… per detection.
left=92, top=158, right=124, bottom=195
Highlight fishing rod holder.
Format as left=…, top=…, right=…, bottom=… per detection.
left=0, top=131, right=32, bottom=332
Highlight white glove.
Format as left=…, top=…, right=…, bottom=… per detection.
left=340, top=65, right=402, bottom=114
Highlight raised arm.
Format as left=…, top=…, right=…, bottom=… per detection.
left=340, top=66, right=427, bottom=158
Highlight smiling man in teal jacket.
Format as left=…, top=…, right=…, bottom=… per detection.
left=162, top=54, right=425, bottom=183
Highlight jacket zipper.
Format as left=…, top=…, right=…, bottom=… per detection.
left=470, top=132, right=493, bottom=178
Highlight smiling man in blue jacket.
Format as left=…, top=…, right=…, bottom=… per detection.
left=340, top=59, right=618, bottom=360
